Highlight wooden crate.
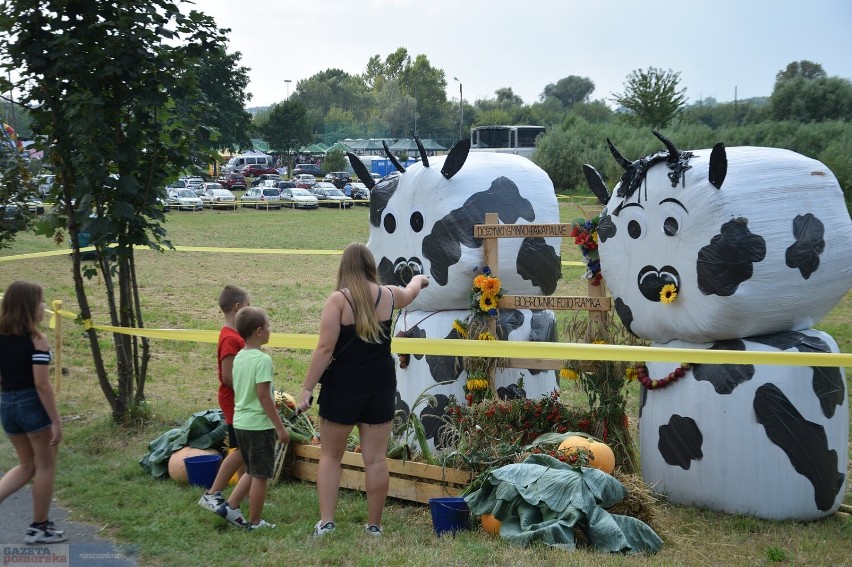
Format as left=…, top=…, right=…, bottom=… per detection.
left=289, top=443, right=474, bottom=504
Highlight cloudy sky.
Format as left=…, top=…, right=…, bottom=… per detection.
left=200, top=0, right=852, bottom=109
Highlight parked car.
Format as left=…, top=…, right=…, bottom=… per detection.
left=242, top=164, right=278, bottom=177
left=276, top=181, right=296, bottom=191
left=292, top=163, right=323, bottom=177
left=37, top=174, right=56, bottom=198
left=167, top=188, right=204, bottom=211
left=323, top=171, right=352, bottom=189
left=250, top=173, right=282, bottom=187
left=351, top=182, right=370, bottom=204
left=183, top=176, right=204, bottom=191
left=292, top=174, right=317, bottom=188
left=370, top=172, right=382, bottom=181
left=241, top=186, right=282, bottom=209
left=311, top=183, right=354, bottom=208
left=279, top=187, right=319, bottom=209
left=216, top=172, right=246, bottom=191
left=200, top=186, right=237, bottom=209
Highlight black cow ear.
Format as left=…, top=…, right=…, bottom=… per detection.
left=347, top=152, right=375, bottom=189
left=441, top=139, right=471, bottom=180
left=583, top=164, right=610, bottom=205
left=709, top=142, right=727, bottom=189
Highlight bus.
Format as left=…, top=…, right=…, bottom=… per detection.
left=469, top=125, right=546, bottom=159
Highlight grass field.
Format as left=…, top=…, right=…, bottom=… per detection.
left=0, top=203, right=850, bottom=566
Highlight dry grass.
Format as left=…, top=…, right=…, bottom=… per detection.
left=0, top=204, right=849, bottom=566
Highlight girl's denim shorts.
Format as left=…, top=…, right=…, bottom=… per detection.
left=0, top=388, right=52, bottom=435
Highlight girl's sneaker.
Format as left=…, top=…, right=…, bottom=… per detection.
left=365, top=524, right=383, bottom=536
left=25, top=522, right=67, bottom=544
left=198, top=491, right=225, bottom=511
left=312, top=520, right=336, bottom=537
left=215, top=502, right=248, bottom=528
left=248, top=519, right=276, bottom=530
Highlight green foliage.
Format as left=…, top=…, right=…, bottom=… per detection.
left=765, top=545, right=790, bottom=563
left=775, top=60, right=826, bottom=83
left=261, top=99, right=312, bottom=156
left=0, top=0, right=248, bottom=423
left=540, top=75, right=595, bottom=109
left=322, top=149, right=347, bottom=173
left=770, top=76, right=852, bottom=122
left=611, top=67, right=687, bottom=128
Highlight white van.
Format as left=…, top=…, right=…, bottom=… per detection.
left=222, top=152, right=273, bottom=174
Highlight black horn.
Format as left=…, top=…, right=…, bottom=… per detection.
left=607, top=138, right=632, bottom=170
left=653, top=130, right=680, bottom=159
left=346, top=152, right=376, bottom=189
left=382, top=140, right=406, bottom=173
left=412, top=131, right=429, bottom=167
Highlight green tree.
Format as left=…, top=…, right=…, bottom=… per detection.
left=261, top=99, right=311, bottom=168
left=322, top=149, right=347, bottom=174
left=293, top=69, right=371, bottom=138
left=196, top=44, right=253, bottom=152
left=540, top=75, right=595, bottom=109
left=775, top=60, right=826, bottom=83
left=770, top=76, right=852, bottom=122
left=611, top=67, right=687, bottom=128
left=0, top=0, right=239, bottom=422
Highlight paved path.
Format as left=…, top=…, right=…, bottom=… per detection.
left=0, top=473, right=136, bottom=566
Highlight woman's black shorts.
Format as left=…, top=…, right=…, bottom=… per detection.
left=318, top=387, right=394, bottom=425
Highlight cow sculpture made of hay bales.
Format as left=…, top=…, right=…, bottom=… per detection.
left=583, top=131, right=851, bottom=520
left=348, top=139, right=562, bottom=444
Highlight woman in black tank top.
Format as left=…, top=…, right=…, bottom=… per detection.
left=298, top=243, right=429, bottom=537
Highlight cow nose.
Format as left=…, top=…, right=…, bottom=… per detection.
left=394, top=258, right=424, bottom=285
left=637, top=265, right=680, bottom=302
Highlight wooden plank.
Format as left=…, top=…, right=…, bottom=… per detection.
left=507, top=358, right=564, bottom=370
left=499, top=294, right=611, bottom=311
left=473, top=222, right=571, bottom=239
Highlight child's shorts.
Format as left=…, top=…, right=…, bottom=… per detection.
left=227, top=424, right=240, bottom=450
left=233, top=428, right=276, bottom=479
left=1, top=388, right=52, bottom=435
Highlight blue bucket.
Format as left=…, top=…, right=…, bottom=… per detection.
left=428, top=497, right=470, bottom=536
left=184, top=454, right=222, bottom=488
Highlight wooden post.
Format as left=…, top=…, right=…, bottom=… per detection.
left=588, top=278, right=606, bottom=325
left=52, top=299, right=63, bottom=393
left=483, top=213, right=499, bottom=397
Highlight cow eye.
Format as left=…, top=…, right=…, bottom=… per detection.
left=383, top=212, right=397, bottom=234
left=410, top=210, right=424, bottom=232
left=663, top=216, right=679, bottom=236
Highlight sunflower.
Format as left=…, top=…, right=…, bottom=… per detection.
left=480, top=276, right=502, bottom=295
left=479, top=294, right=496, bottom=312
left=477, top=331, right=496, bottom=341
left=660, top=284, right=678, bottom=304
left=560, top=367, right=579, bottom=381
left=473, top=274, right=488, bottom=290
left=625, top=366, right=639, bottom=381
left=452, top=319, right=468, bottom=338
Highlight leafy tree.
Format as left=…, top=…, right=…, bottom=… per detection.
left=196, top=44, right=253, bottom=152
left=399, top=54, right=449, bottom=135
left=376, top=80, right=417, bottom=138
left=294, top=69, right=371, bottom=136
left=611, top=67, right=687, bottom=128
left=0, top=0, right=240, bottom=422
left=322, top=149, right=347, bottom=174
left=770, top=76, right=852, bottom=122
left=260, top=99, right=311, bottom=168
left=775, top=60, right=826, bottom=83
left=567, top=100, right=615, bottom=124
left=362, top=47, right=411, bottom=91
left=495, top=87, right=524, bottom=107
left=540, top=75, right=595, bottom=109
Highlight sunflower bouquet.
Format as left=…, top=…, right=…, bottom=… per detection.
left=469, top=266, right=504, bottom=317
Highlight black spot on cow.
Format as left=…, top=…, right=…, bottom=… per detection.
left=639, top=387, right=646, bottom=417
left=658, top=414, right=703, bottom=470
left=528, top=310, right=557, bottom=375
left=697, top=218, right=766, bottom=296
left=419, top=394, right=451, bottom=441
left=422, top=177, right=535, bottom=285
left=597, top=213, right=617, bottom=243
left=754, top=384, right=845, bottom=511
left=614, top=298, right=636, bottom=337
left=746, top=332, right=844, bottom=419
left=693, top=339, right=754, bottom=394
left=517, top=237, right=561, bottom=294
left=369, top=174, right=399, bottom=227
left=496, top=310, right=526, bottom=340
left=497, top=383, right=527, bottom=400
left=785, top=213, right=825, bottom=280
left=424, top=328, right=465, bottom=383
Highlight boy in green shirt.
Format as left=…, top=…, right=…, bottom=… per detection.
left=215, top=307, right=289, bottom=529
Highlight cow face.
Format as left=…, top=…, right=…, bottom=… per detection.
left=367, top=149, right=563, bottom=312
left=591, top=134, right=852, bottom=343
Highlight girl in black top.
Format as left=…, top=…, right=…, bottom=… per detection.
left=0, top=281, right=65, bottom=544
left=298, top=243, right=428, bottom=537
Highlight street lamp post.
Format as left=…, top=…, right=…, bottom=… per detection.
left=453, top=77, right=463, bottom=143
left=284, top=79, right=292, bottom=99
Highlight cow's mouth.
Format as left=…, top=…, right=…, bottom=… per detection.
left=637, top=265, right=680, bottom=302
left=393, top=257, right=424, bottom=285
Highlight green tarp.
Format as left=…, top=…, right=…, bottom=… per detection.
left=138, top=409, right=227, bottom=479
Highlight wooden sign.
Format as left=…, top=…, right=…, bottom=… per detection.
left=499, top=294, right=611, bottom=312
left=473, top=223, right=571, bottom=239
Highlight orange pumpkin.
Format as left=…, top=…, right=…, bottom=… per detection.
left=167, top=447, right=220, bottom=483
left=481, top=513, right=501, bottom=535
left=557, top=436, right=615, bottom=474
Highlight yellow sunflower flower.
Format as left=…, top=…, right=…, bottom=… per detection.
left=479, top=294, right=496, bottom=312
left=452, top=320, right=468, bottom=338
left=660, top=284, right=678, bottom=304
left=481, top=276, right=502, bottom=295
left=473, top=274, right=487, bottom=290
left=560, top=367, right=579, bottom=381
left=477, top=332, right=496, bottom=341
left=625, top=367, right=638, bottom=381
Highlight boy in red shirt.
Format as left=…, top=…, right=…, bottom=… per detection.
left=198, top=285, right=250, bottom=511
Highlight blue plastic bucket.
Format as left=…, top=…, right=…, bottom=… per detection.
left=428, top=497, right=470, bottom=536
left=184, top=454, right=222, bottom=488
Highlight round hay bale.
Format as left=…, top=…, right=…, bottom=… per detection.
left=168, top=447, right=219, bottom=483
